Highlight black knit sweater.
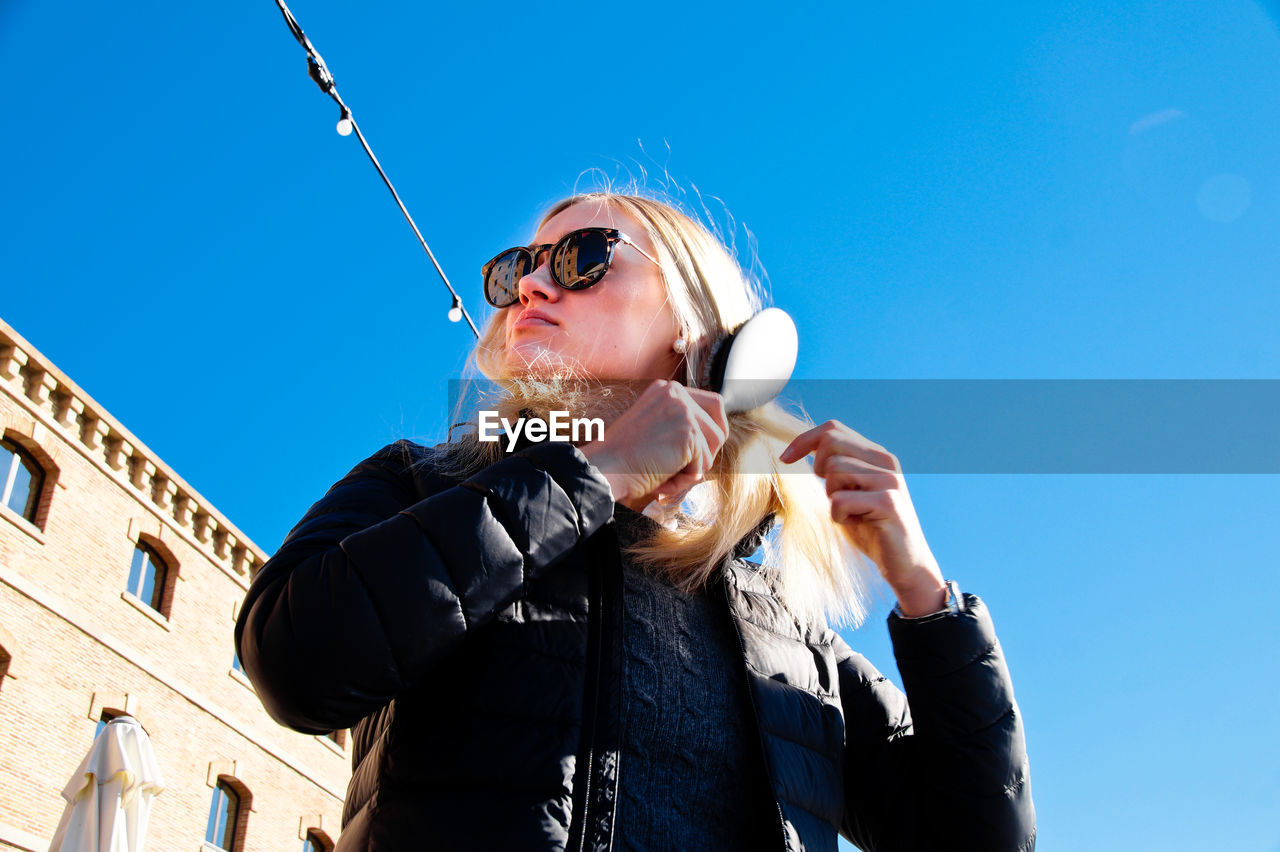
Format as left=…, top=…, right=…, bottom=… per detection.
left=613, top=506, right=779, bottom=850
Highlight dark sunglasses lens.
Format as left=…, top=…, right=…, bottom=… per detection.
left=485, top=249, right=531, bottom=307
left=553, top=230, right=610, bottom=290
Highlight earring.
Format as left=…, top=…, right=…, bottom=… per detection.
left=673, top=337, right=688, bottom=354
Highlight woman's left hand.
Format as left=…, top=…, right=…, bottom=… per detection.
left=780, top=420, right=948, bottom=617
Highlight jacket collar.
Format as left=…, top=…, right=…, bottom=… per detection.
left=732, top=511, right=777, bottom=561
left=613, top=502, right=776, bottom=566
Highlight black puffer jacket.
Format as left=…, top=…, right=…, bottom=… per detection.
left=235, top=439, right=1035, bottom=851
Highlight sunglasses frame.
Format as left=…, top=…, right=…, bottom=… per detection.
left=481, top=227, right=659, bottom=308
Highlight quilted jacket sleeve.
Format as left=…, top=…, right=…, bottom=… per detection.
left=836, top=594, right=1036, bottom=852
left=233, top=439, right=614, bottom=734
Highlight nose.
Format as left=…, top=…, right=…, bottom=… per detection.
left=516, top=252, right=559, bottom=306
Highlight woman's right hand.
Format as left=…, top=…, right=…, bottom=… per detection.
left=579, top=380, right=728, bottom=511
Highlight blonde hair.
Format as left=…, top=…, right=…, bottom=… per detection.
left=440, top=192, right=873, bottom=629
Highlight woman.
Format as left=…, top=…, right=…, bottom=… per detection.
left=235, top=192, right=1036, bottom=851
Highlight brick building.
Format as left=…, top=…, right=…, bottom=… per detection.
left=0, top=316, right=347, bottom=851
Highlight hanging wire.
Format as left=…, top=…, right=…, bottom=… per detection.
left=272, top=0, right=481, bottom=338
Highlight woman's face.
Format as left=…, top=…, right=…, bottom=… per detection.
left=501, top=202, right=683, bottom=381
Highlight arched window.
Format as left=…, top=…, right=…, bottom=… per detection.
left=126, top=541, right=170, bottom=615
left=1, top=437, right=44, bottom=523
left=205, top=779, right=244, bottom=851
left=302, top=829, right=333, bottom=852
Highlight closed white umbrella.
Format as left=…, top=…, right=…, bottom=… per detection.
left=48, top=715, right=164, bottom=852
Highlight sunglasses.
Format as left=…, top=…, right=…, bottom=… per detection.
left=482, top=227, right=660, bottom=308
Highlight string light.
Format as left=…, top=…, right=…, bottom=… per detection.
left=272, top=0, right=480, bottom=338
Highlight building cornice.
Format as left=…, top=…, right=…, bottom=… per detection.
left=0, top=316, right=265, bottom=581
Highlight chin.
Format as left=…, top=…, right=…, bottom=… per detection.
left=505, top=343, right=573, bottom=378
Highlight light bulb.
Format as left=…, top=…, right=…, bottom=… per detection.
left=448, top=305, right=463, bottom=322
left=336, top=116, right=353, bottom=136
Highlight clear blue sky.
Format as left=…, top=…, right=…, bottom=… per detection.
left=3, top=1, right=1278, bottom=848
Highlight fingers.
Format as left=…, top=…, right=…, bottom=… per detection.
left=778, top=423, right=824, bottom=464
left=684, top=386, right=729, bottom=444
left=655, top=461, right=702, bottom=504
left=657, top=381, right=726, bottom=476
left=829, top=488, right=894, bottom=524
left=687, top=418, right=713, bottom=480
left=821, top=455, right=899, bottom=496
left=780, top=420, right=900, bottom=476
left=654, top=383, right=729, bottom=504
left=610, top=381, right=729, bottom=507
left=686, top=395, right=726, bottom=474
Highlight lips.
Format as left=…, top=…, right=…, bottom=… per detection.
left=513, top=309, right=558, bottom=329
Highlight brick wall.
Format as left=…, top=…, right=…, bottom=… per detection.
left=0, top=319, right=346, bottom=851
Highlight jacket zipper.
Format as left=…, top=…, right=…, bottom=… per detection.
left=570, top=523, right=611, bottom=852
left=722, top=576, right=790, bottom=851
